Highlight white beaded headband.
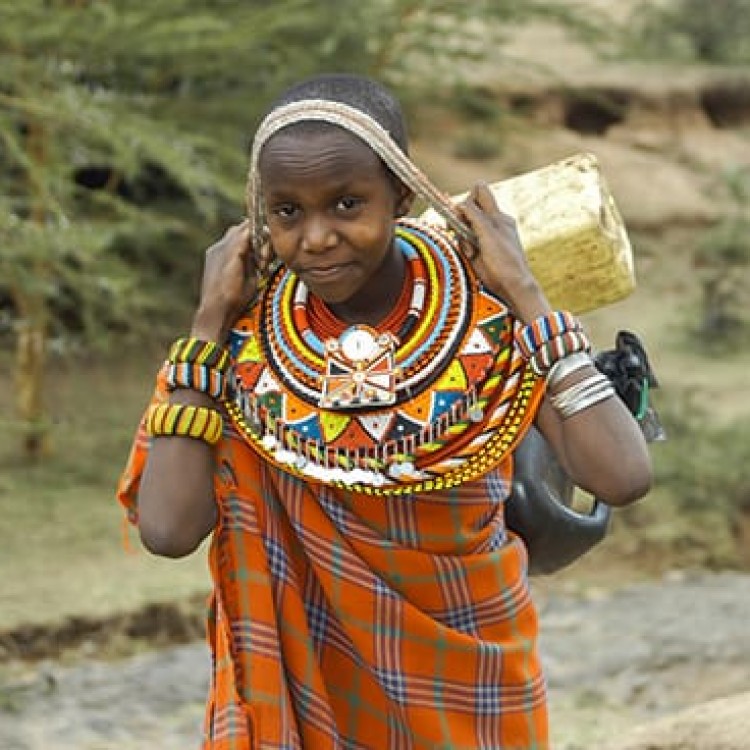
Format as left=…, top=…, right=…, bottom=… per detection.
left=246, top=98, right=477, bottom=258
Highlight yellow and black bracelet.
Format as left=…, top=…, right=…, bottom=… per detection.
left=166, top=337, right=232, bottom=398
left=168, top=337, right=232, bottom=372
left=145, top=403, right=224, bottom=445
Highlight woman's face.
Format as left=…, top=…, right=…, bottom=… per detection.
left=259, top=125, right=411, bottom=308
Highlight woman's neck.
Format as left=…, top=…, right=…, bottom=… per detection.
left=327, top=242, right=406, bottom=327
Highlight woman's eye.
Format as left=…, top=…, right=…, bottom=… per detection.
left=337, top=196, right=361, bottom=212
left=272, top=204, right=298, bottom=219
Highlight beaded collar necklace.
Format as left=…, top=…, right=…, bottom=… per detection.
left=306, top=257, right=413, bottom=340
left=259, top=221, right=471, bottom=408
left=292, top=236, right=422, bottom=355
left=225, top=219, right=542, bottom=495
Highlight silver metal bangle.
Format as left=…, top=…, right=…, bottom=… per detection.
left=550, top=373, right=607, bottom=404
left=556, top=386, right=616, bottom=418
left=550, top=371, right=616, bottom=418
left=549, top=372, right=611, bottom=414
left=546, top=352, right=594, bottom=390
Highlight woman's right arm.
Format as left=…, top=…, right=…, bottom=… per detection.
left=137, top=387, right=220, bottom=557
left=136, top=221, right=258, bottom=558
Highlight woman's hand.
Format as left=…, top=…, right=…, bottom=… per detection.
left=457, top=183, right=550, bottom=322
left=191, top=220, right=259, bottom=344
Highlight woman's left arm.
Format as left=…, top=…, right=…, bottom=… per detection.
left=533, top=377, right=652, bottom=506
left=458, top=182, right=653, bottom=507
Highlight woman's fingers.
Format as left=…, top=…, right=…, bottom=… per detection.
left=461, top=185, right=501, bottom=226
left=469, top=183, right=518, bottom=227
left=460, top=239, right=480, bottom=262
left=468, top=182, right=497, bottom=214
left=454, top=202, right=481, bottom=260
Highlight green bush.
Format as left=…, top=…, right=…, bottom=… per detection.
left=692, top=218, right=750, bottom=345
left=627, top=0, right=750, bottom=65
left=653, top=391, right=750, bottom=521
left=452, top=128, right=503, bottom=161
left=451, top=85, right=505, bottom=123
left=690, top=169, right=750, bottom=348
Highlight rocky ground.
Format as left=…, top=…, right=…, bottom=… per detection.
left=1, top=570, right=749, bottom=749
left=538, top=570, right=750, bottom=748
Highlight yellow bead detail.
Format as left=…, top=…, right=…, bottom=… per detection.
left=145, top=403, right=223, bottom=445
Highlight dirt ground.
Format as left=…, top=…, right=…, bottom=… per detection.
left=2, top=571, right=749, bottom=749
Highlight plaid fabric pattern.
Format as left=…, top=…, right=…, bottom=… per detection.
left=117, top=368, right=548, bottom=749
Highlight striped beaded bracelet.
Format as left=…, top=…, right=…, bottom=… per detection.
left=515, top=311, right=590, bottom=377
left=168, top=337, right=232, bottom=372
left=515, top=311, right=581, bottom=360
left=145, top=403, right=224, bottom=445
left=166, top=362, right=227, bottom=399
left=166, top=337, right=232, bottom=398
left=529, top=330, right=591, bottom=377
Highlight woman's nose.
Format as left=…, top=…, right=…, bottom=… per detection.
left=301, top=215, right=337, bottom=253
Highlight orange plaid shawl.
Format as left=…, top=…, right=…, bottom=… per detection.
left=118, top=376, right=548, bottom=750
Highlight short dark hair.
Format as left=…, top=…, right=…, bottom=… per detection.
left=265, top=73, right=409, bottom=154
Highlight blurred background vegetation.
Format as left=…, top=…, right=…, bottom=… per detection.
left=0, top=0, right=591, bottom=455
left=1, top=0, right=749, bottom=639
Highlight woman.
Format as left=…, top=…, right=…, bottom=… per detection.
left=118, top=73, right=652, bottom=749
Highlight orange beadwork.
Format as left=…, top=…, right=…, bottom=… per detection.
left=223, top=219, right=544, bottom=494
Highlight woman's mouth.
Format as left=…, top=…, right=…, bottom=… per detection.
left=299, top=263, right=353, bottom=283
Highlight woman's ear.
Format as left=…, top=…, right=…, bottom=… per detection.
left=395, top=185, right=415, bottom=217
